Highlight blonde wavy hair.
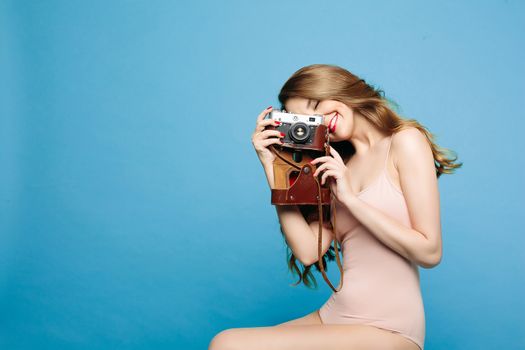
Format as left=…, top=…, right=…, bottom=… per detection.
left=276, top=64, right=463, bottom=289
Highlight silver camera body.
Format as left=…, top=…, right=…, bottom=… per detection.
left=265, top=110, right=324, bottom=145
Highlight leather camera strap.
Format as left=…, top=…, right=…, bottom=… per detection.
left=269, top=144, right=302, bottom=171
left=314, top=142, right=344, bottom=292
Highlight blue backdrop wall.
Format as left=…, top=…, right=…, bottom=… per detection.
left=1, top=1, right=524, bottom=349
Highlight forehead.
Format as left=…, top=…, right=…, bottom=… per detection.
left=284, top=97, right=311, bottom=113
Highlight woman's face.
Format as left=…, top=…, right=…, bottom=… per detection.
left=283, top=97, right=355, bottom=142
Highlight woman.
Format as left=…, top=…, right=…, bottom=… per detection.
left=209, top=64, right=462, bottom=350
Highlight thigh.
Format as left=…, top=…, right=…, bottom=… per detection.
left=274, top=309, right=322, bottom=326
left=209, top=323, right=420, bottom=350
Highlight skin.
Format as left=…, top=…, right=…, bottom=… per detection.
left=209, top=98, right=442, bottom=350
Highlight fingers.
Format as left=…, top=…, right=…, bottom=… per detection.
left=310, top=147, right=344, bottom=170
left=259, top=137, right=284, bottom=148
left=321, top=170, right=338, bottom=185
left=255, top=105, right=280, bottom=133
left=251, top=129, right=284, bottom=151
left=313, top=161, right=335, bottom=177
left=256, top=106, right=273, bottom=123
left=252, top=129, right=283, bottom=141
left=255, top=118, right=281, bottom=133
left=310, top=155, right=334, bottom=165
left=329, top=146, right=344, bottom=164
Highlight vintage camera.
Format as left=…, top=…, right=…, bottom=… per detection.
left=266, top=110, right=325, bottom=147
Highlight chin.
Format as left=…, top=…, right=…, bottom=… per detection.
left=330, top=133, right=350, bottom=143
left=329, top=134, right=342, bottom=142
left=329, top=132, right=342, bottom=141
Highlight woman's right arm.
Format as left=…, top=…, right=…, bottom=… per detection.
left=252, top=106, right=335, bottom=266
left=275, top=204, right=335, bottom=266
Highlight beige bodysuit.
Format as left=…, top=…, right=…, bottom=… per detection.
left=318, top=133, right=426, bottom=350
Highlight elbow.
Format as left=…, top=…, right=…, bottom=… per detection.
left=299, top=249, right=321, bottom=266
left=413, top=235, right=442, bottom=269
left=298, top=244, right=322, bottom=266
left=299, top=255, right=317, bottom=266
left=419, top=254, right=441, bottom=269
left=418, top=248, right=442, bottom=269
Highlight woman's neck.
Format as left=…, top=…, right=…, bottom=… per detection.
left=348, top=113, right=389, bottom=156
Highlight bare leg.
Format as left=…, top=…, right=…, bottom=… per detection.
left=274, top=310, right=323, bottom=326
left=209, top=311, right=420, bottom=350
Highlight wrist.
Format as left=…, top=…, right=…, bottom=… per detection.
left=261, top=159, right=274, bottom=169
left=261, top=162, right=275, bottom=189
left=341, top=193, right=360, bottom=209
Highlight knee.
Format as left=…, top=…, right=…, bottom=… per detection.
left=208, top=329, right=238, bottom=350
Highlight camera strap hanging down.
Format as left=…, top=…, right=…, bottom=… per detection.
left=268, top=143, right=344, bottom=293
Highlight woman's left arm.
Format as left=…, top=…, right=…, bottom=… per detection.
left=342, top=128, right=443, bottom=268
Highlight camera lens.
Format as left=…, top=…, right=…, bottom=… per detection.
left=289, top=122, right=310, bottom=143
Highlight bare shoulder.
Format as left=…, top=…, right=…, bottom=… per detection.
left=391, top=127, right=433, bottom=168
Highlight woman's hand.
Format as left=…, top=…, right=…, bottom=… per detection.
left=251, top=106, right=284, bottom=165
left=311, top=146, right=357, bottom=203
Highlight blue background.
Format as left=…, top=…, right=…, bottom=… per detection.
left=1, top=1, right=524, bottom=349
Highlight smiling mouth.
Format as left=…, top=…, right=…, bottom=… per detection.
left=328, top=113, right=339, bottom=133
